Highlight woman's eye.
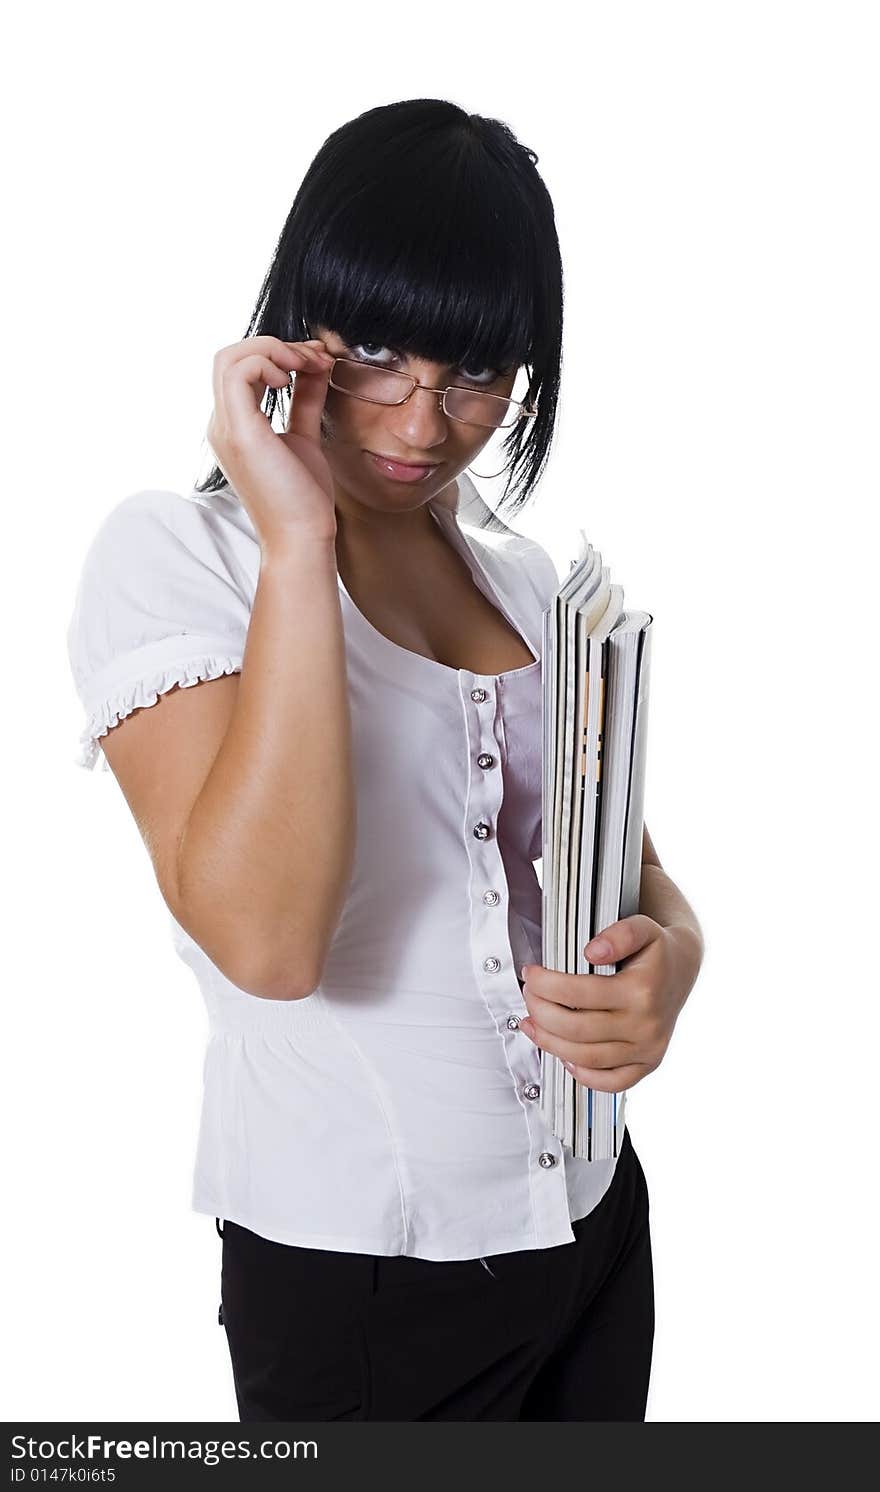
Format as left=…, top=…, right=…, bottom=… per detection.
left=350, top=342, right=393, bottom=363
left=456, top=365, right=499, bottom=385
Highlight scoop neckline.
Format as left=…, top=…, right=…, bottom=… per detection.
left=334, top=499, right=542, bottom=682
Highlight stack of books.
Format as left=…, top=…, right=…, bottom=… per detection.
left=540, top=530, right=653, bottom=1160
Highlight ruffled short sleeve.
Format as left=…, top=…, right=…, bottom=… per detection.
left=66, top=488, right=251, bottom=772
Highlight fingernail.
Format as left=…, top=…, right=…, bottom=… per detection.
left=586, top=938, right=612, bottom=959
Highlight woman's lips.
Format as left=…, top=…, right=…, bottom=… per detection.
left=366, top=451, right=439, bottom=482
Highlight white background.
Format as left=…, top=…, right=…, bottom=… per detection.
left=3, top=0, right=877, bottom=1423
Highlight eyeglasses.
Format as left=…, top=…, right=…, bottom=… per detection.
left=324, top=356, right=538, bottom=431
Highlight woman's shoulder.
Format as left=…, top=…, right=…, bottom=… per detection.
left=73, top=484, right=261, bottom=616
left=84, top=482, right=258, bottom=561
left=463, top=521, right=560, bottom=613
left=451, top=473, right=561, bottom=611
left=503, top=531, right=560, bottom=610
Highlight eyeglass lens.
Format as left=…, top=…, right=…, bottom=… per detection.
left=328, top=360, right=520, bottom=429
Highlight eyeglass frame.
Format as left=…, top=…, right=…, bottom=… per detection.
left=319, top=353, right=539, bottom=430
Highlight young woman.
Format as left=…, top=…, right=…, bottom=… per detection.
left=67, top=98, right=703, bottom=1422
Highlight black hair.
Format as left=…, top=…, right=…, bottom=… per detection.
left=194, top=98, right=563, bottom=531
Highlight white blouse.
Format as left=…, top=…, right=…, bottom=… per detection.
left=66, top=469, right=622, bottom=1261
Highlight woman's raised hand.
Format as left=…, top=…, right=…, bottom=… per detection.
left=206, top=335, right=337, bottom=550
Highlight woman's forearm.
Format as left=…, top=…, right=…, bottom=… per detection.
left=176, top=536, right=356, bottom=1000
left=640, top=862, right=705, bottom=978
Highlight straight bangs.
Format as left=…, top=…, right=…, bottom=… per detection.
left=296, top=154, right=538, bottom=380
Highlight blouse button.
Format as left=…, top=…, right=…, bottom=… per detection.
left=483, top=890, right=500, bottom=906
left=538, top=1152, right=558, bottom=1168
left=473, top=821, right=492, bottom=840
left=506, top=1014, right=521, bottom=1031
left=483, top=956, right=502, bottom=973
left=471, top=688, right=489, bottom=703
left=523, top=1083, right=541, bottom=1101
left=477, top=753, right=495, bottom=769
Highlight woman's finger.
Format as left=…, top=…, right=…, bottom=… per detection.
left=562, top=1062, right=649, bottom=1094
left=286, top=356, right=333, bottom=441
left=520, top=1027, right=638, bottom=1071
left=221, top=353, right=294, bottom=434
left=212, top=338, right=328, bottom=423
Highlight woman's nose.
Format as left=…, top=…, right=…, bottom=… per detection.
left=387, top=382, right=449, bottom=445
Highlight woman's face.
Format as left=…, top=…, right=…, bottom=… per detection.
left=308, top=322, right=521, bottom=517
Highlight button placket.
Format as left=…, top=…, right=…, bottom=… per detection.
left=465, top=675, right=511, bottom=1003
left=462, top=670, right=571, bottom=1241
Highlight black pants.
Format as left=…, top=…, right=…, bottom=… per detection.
left=218, top=1125, right=654, bottom=1422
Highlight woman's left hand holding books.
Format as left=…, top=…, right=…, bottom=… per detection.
left=518, top=916, right=702, bottom=1092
